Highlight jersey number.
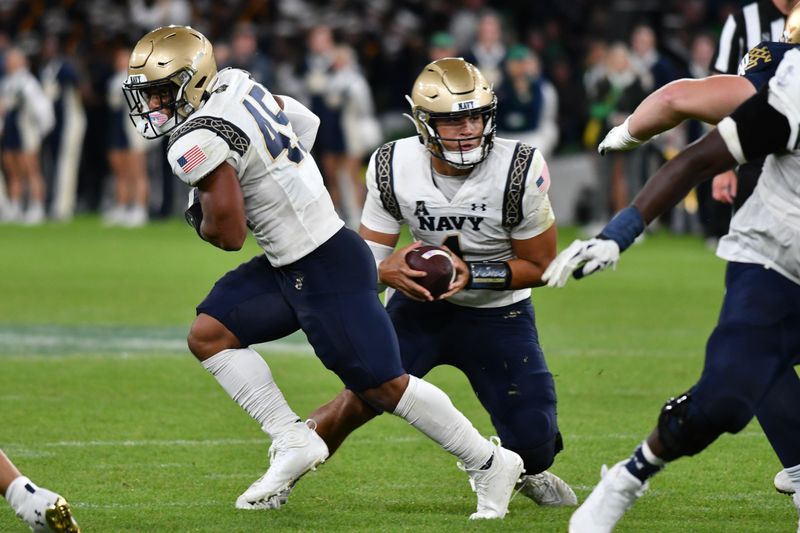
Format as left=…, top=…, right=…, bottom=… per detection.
left=243, top=85, right=304, bottom=164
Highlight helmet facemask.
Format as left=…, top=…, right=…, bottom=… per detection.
left=123, top=26, right=217, bottom=139
left=404, top=58, right=497, bottom=170
left=408, top=95, right=497, bottom=169
left=123, top=70, right=194, bottom=139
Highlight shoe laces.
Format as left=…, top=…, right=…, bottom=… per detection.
left=457, top=436, right=503, bottom=496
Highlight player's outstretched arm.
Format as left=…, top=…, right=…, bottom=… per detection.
left=545, top=129, right=738, bottom=287
left=598, top=76, right=755, bottom=155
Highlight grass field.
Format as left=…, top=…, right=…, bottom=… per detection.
left=0, top=217, right=796, bottom=532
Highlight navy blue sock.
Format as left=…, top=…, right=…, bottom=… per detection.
left=624, top=443, right=665, bottom=483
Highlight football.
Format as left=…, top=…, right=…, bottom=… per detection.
left=405, top=245, right=456, bottom=298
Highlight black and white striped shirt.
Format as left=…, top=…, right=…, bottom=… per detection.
left=711, top=0, right=786, bottom=74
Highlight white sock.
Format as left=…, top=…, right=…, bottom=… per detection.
left=5, top=476, right=34, bottom=513
left=786, top=463, right=800, bottom=494
left=392, top=375, right=493, bottom=470
left=201, top=348, right=301, bottom=439
left=641, top=441, right=666, bottom=466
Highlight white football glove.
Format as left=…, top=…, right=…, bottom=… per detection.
left=542, top=238, right=620, bottom=288
left=598, top=117, right=644, bottom=155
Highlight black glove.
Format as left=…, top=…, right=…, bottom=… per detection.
left=184, top=189, right=204, bottom=238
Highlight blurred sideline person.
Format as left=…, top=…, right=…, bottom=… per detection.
left=708, top=0, right=800, bottom=221
left=39, top=35, right=86, bottom=221
left=543, top=48, right=800, bottom=532
left=106, top=47, right=149, bottom=227
left=123, top=26, right=525, bottom=519
left=597, top=17, right=800, bottom=499
left=495, top=45, right=559, bottom=158
left=298, top=57, right=577, bottom=509
left=325, top=44, right=382, bottom=227
left=0, top=449, right=79, bottom=532
left=0, top=48, right=54, bottom=224
left=583, top=42, right=648, bottom=231
left=462, top=11, right=506, bottom=87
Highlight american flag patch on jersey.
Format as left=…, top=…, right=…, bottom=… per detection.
left=535, top=161, right=551, bottom=192
left=177, top=145, right=206, bottom=173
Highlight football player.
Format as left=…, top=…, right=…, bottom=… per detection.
left=296, top=58, right=577, bottom=508
left=0, top=449, right=80, bottom=532
left=123, top=26, right=524, bottom=519
left=543, top=46, right=800, bottom=533
left=596, top=11, right=800, bottom=498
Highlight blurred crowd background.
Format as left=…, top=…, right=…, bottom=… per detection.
left=0, top=0, right=755, bottom=243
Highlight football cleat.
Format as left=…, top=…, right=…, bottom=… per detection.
left=235, top=423, right=329, bottom=510
left=44, top=497, right=81, bottom=533
left=459, top=437, right=525, bottom=520
left=517, top=471, right=578, bottom=507
left=13, top=483, right=80, bottom=533
left=776, top=469, right=796, bottom=495
left=568, top=461, right=648, bottom=533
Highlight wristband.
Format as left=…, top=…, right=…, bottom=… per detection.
left=466, top=261, right=511, bottom=290
left=597, top=205, right=645, bottom=252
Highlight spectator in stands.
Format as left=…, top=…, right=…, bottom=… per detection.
left=584, top=42, right=648, bottom=231
left=463, top=11, right=507, bottom=87
left=496, top=45, right=559, bottom=158
left=428, top=32, right=458, bottom=61
left=228, top=22, right=272, bottom=87
left=0, top=47, right=54, bottom=224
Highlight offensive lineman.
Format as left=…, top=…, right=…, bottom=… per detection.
left=123, top=26, right=524, bottom=520
left=293, top=58, right=577, bottom=508
left=543, top=46, right=800, bottom=533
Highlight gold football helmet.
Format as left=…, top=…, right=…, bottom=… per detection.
left=782, top=3, right=800, bottom=43
left=405, top=58, right=496, bottom=168
left=123, top=26, right=217, bottom=139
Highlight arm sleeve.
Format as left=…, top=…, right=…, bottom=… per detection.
left=360, top=150, right=403, bottom=234
left=278, top=94, right=320, bottom=151
left=510, top=150, right=556, bottom=240
left=167, top=128, right=239, bottom=186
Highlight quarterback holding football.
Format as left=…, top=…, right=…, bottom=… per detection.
left=302, top=57, right=577, bottom=509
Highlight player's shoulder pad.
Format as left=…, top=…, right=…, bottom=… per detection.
left=767, top=48, right=800, bottom=125
left=371, top=140, right=403, bottom=221
left=168, top=115, right=250, bottom=157
left=738, top=41, right=777, bottom=76
left=167, top=124, right=235, bottom=186
left=502, top=142, right=548, bottom=228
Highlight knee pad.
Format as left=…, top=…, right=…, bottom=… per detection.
left=657, top=391, right=721, bottom=461
left=510, top=432, right=563, bottom=475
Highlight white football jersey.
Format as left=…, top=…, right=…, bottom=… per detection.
left=167, top=68, right=343, bottom=266
left=716, top=49, right=800, bottom=285
left=361, top=136, right=555, bottom=308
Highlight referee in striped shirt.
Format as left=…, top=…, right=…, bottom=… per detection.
left=707, top=0, right=798, bottom=212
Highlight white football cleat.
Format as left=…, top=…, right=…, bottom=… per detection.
left=776, top=469, right=796, bottom=495
left=459, top=437, right=525, bottom=520
left=517, top=470, right=578, bottom=507
left=568, top=461, right=648, bottom=533
left=235, top=423, right=329, bottom=510
left=9, top=479, right=80, bottom=533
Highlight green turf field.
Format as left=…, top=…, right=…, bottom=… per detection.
left=0, top=217, right=795, bottom=532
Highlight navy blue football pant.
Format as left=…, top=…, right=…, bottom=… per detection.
left=385, top=292, right=561, bottom=475
left=196, top=227, right=405, bottom=392
left=672, top=262, right=800, bottom=465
